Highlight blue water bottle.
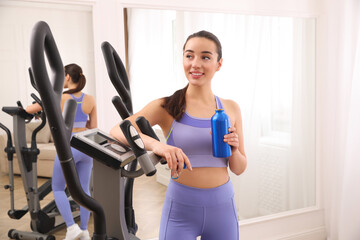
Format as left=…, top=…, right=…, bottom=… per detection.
left=211, top=109, right=232, bottom=158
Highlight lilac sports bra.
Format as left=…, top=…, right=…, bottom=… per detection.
left=70, top=93, right=88, bottom=128
left=166, top=96, right=229, bottom=168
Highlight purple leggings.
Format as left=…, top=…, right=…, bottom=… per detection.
left=160, top=179, right=239, bottom=240
left=52, top=147, right=92, bottom=230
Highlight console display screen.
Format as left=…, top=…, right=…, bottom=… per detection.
left=85, top=132, right=109, bottom=145
left=84, top=132, right=128, bottom=154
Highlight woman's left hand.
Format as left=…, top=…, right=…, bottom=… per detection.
left=224, top=127, right=239, bottom=152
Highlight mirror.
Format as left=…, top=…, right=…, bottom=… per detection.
left=126, top=8, right=316, bottom=220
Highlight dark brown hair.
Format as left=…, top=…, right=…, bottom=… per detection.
left=63, top=63, right=86, bottom=94
left=183, top=30, right=222, bottom=61
left=162, top=30, right=222, bottom=120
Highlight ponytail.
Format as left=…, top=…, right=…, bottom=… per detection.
left=161, top=84, right=188, bottom=121
left=63, top=63, right=86, bottom=94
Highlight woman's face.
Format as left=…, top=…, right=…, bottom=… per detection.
left=183, top=37, right=222, bottom=87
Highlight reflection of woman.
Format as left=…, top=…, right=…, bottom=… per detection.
left=26, top=64, right=97, bottom=240
left=111, top=30, right=246, bottom=239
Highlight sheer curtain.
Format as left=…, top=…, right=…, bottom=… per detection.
left=126, top=9, right=183, bottom=110
left=289, top=19, right=316, bottom=210
left=127, top=9, right=315, bottom=219
left=324, top=0, right=360, bottom=239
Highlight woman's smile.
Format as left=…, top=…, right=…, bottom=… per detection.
left=190, top=71, right=204, bottom=79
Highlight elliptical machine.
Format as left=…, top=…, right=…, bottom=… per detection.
left=30, top=21, right=163, bottom=240
left=101, top=41, right=164, bottom=236
left=0, top=69, right=80, bottom=240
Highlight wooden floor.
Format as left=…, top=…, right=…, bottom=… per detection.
left=0, top=172, right=166, bottom=240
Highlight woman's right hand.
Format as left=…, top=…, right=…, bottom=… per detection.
left=25, top=102, right=42, bottom=114
left=151, top=141, right=192, bottom=174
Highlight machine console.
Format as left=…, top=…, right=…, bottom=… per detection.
left=71, top=128, right=136, bottom=169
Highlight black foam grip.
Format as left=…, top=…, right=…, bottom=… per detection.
left=30, top=93, right=42, bottom=107
left=112, top=96, right=130, bottom=119
left=28, top=67, right=38, bottom=91
left=135, top=116, right=159, bottom=141
left=120, top=120, right=147, bottom=157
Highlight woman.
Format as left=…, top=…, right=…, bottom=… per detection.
left=26, top=63, right=97, bottom=240
left=110, top=30, right=246, bottom=240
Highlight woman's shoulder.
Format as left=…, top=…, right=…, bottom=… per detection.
left=61, top=93, right=72, bottom=104
left=83, top=93, right=95, bottom=101
left=62, top=93, right=72, bottom=99
left=217, top=96, right=240, bottom=109
left=217, top=96, right=241, bottom=118
left=137, top=97, right=172, bottom=126
left=217, top=97, right=242, bottom=126
left=142, top=97, right=167, bottom=113
left=82, top=93, right=96, bottom=108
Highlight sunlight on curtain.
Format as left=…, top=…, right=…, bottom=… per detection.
left=339, top=31, right=360, bottom=239
left=325, top=0, right=360, bottom=238
left=127, top=9, right=181, bottom=110
left=127, top=9, right=315, bottom=219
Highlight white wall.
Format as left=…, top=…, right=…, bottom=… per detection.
left=91, top=0, right=126, bottom=132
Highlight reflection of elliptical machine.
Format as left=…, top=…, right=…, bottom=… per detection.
left=0, top=69, right=80, bottom=240
left=30, top=21, right=163, bottom=240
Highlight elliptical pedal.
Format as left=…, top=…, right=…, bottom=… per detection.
left=8, top=229, right=55, bottom=240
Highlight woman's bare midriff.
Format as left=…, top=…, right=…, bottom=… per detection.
left=72, top=127, right=87, bottom=133
left=174, top=167, right=229, bottom=188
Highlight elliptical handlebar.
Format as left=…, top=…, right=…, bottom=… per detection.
left=29, top=67, right=44, bottom=111
left=135, top=116, right=160, bottom=141
left=30, top=21, right=107, bottom=240
left=112, top=95, right=130, bottom=119
left=101, top=41, right=133, bottom=116
left=30, top=112, right=46, bottom=150
left=30, top=93, right=42, bottom=107
left=120, top=120, right=157, bottom=177
left=28, top=67, right=38, bottom=92
left=135, top=116, right=167, bottom=165
left=17, top=101, right=24, bottom=109
left=2, top=106, right=33, bottom=121
left=0, top=122, right=11, bottom=144
left=0, top=122, right=15, bottom=160
left=30, top=21, right=74, bottom=154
